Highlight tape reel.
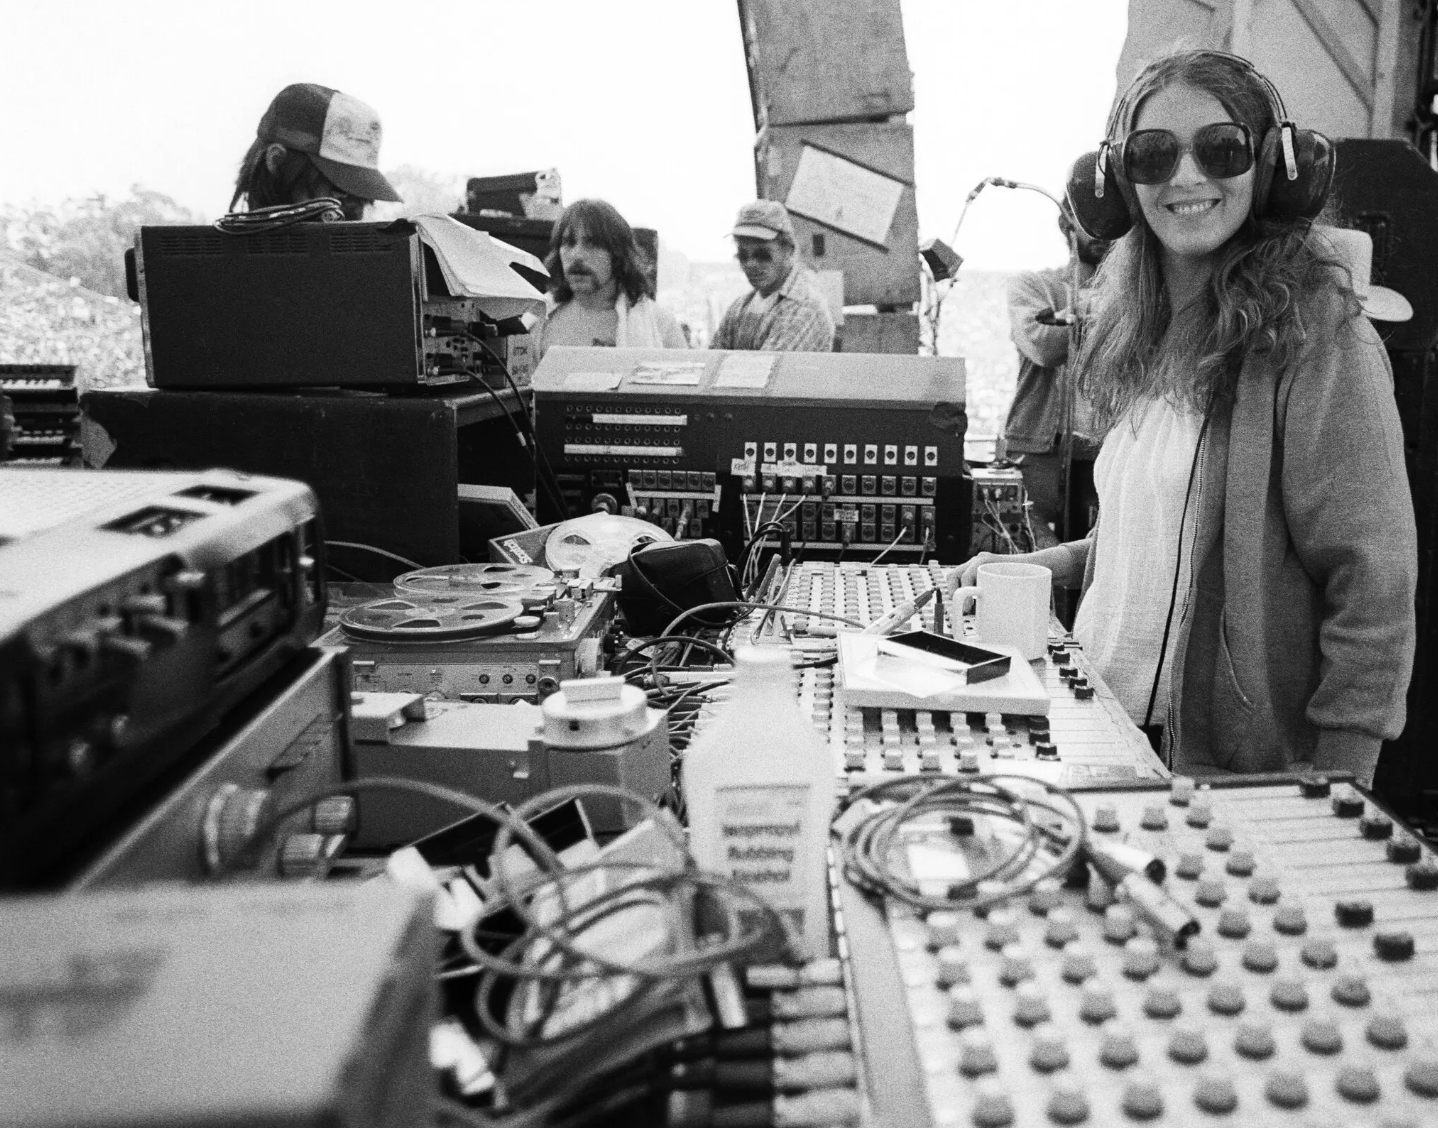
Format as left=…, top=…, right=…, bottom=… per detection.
left=544, top=513, right=672, bottom=578
left=393, top=562, right=555, bottom=606
left=339, top=596, right=524, bottom=642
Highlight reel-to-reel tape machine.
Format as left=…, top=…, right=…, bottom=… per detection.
left=318, top=562, right=616, bottom=703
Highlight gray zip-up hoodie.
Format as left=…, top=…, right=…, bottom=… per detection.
left=1080, top=288, right=1416, bottom=784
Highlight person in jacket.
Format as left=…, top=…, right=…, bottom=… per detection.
left=712, top=201, right=835, bottom=352
left=540, top=198, right=685, bottom=351
left=957, top=50, right=1416, bottom=787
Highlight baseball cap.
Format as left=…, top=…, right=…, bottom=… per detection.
left=732, top=200, right=795, bottom=242
left=257, top=84, right=401, bottom=203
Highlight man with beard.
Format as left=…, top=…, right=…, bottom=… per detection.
left=712, top=201, right=834, bottom=352
left=541, top=198, right=686, bottom=351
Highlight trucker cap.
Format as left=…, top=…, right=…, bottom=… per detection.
left=732, top=200, right=796, bottom=242
left=257, top=84, right=401, bottom=203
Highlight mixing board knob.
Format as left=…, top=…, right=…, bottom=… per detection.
left=1405, top=1056, right=1438, bottom=1096
left=1300, top=937, right=1338, bottom=968
left=1388, top=836, right=1422, bottom=864
left=968, top=1078, right=1012, bottom=1126
left=1241, top=938, right=1279, bottom=973
left=1269, top=977, right=1309, bottom=1011
left=1224, top=847, right=1256, bottom=876
left=1332, top=788, right=1365, bottom=817
left=1180, top=938, right=1219, bottom=976
left=1139, top=804, right=1167, bottom=830
left=1247, top=872, right=1280, bottom=902
left=925, top=911, right=963, bottom=949
left=1299, top=774, right=1331, bottom=797
left=844, top=750, right=865, bottom=771
left=1174, top=851, right=1204, bottom=879
left=1044, top=909, right=1079, bottom=948
left=998, top=944, right=1034, bottom=985
left=1102, top=904, right=1137, bottom=943
left=1205, top=823, right=1234, bottom=850
left=1365, top=1012, right=1408, bottom=1049
left=1336, top=898, right=1375, bottom=927
left=1359, top=811, right=1393, bottom=839
left=164, top=568, right=207, bottom=593
left=1137, top=986, right=1178, bottom=1020
left=1374, top=929, right=1416, bottom=961
left=1334, top=1062, right=1381, bottom=1103
left=1264, top=1067, right=1309, bottom=1108
left=958, top=750, right=981, bottom=773
left=1207, top=980, right=1246, bottom=1015
left=1120, top=1080, right=1163, bottom=1119
left=1299, top=1015, right=1343, bottom=1053
left=984, top=910, right=1020, bottom=949
left=1273, top=903, right=1308, bottom=934
left=1060, top=942, right=1096, bottom=983
left=1192, top=1070, right=1238, bottom=1114
left=1091, top=803, right=1120, bottom=832
left=957, top=1028, right=999, bottom=1076
left=946, top=986, right=984, bottom=1029
left=1012, top=982, right=1050, bottom=1026
left=1078, top=982, right=1116, bottom=1023
left=1194, top=878, right=1227, bottom=907
left=1233, top=1019, right=1276, bottom=1058
left=1099, top=1024, right=1140, bottom=1068
left=1122, top=937, right=1161, bottom=980
left=1028, top=878, right=1063, bottom=915
left=1169, top=776, right=1195, bottom=804
left=1045, top=1078, right=1087, bottom=1123
left=1407, top=857, right=1438, bottom=889
left=935, top=946, right=969, bottom=987
left=1217, top=907, right=1251, bottom=938
left=1167, top=1023, right=1209, bottom=1063
left=1029, top=1025, right=1069, bottom=1073
left=1085, top=873, right=1115, bottom=911
left=1186, top=797, right=1213, bottom=827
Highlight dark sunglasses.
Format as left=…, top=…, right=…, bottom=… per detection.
left=1120, top=122, right=1254, bottom=185
left=735, top=247, right=775, bottom=264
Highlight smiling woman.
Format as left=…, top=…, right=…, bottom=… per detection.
left=957, top=50, right=1417, bottom=789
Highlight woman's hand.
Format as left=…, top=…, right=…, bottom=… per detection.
left=956, top=551, right=1015, bottom=588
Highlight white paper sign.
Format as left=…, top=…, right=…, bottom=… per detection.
left=785, top=144, right=906, bottom=247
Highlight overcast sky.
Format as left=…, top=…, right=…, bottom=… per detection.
left=0, top=0, right=1127, bottom=269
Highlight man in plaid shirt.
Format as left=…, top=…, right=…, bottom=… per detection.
left=712, top=201, right=835, bottom=352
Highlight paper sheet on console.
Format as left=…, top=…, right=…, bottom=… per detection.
left=408, top=213, right=548, bottom=323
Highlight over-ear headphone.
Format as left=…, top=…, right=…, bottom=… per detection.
left=1066, top=51, right=1334, bottom=241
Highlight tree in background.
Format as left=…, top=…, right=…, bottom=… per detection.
left=0, top=187, right=201, bottom=299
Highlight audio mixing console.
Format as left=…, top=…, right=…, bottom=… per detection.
left=840, top=775, right=1438, bottom=1127
left=740, top=562, right=1163, bottom=789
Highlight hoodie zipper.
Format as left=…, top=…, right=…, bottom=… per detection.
left=1164, top=418, right=1209, bottom=768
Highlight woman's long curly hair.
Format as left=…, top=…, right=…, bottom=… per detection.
left=545, top=199, right=654, bottom=306
left=1074, top=51, right=1358, bottom=431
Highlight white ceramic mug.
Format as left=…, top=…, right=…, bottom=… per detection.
left=948, top=562, right=1051, bottom=661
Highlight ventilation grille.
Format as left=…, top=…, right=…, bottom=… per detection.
left=328, top=228, right=385, bottom=254
left=243, top=232, right=309, bottom=256
left=155, top=230, right=223, bottom=257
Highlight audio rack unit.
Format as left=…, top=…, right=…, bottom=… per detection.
left=531, top=346, right=971, bottom=563
left=0, top=466, right=325, bottom=888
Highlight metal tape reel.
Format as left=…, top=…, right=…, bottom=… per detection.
left=544, top=513, right=672, bottom=577
left=339, top=596, right=524, bottom=642
left=393, top=563, right=555, bottom=605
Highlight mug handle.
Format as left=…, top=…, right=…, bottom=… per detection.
left=950, top=584, right=981, bottom=613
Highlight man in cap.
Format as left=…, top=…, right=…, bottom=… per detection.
left=229, top=84, right=401, bottom=219
left=712, top=201, right=834, bottom=352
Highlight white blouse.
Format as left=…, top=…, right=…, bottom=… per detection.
left=1073, top=395, right=1203, bottom=725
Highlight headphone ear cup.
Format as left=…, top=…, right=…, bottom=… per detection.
left=1255, top=127, right=1335, bottom=219
left=1066, top=150, right=1135, bottom=241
